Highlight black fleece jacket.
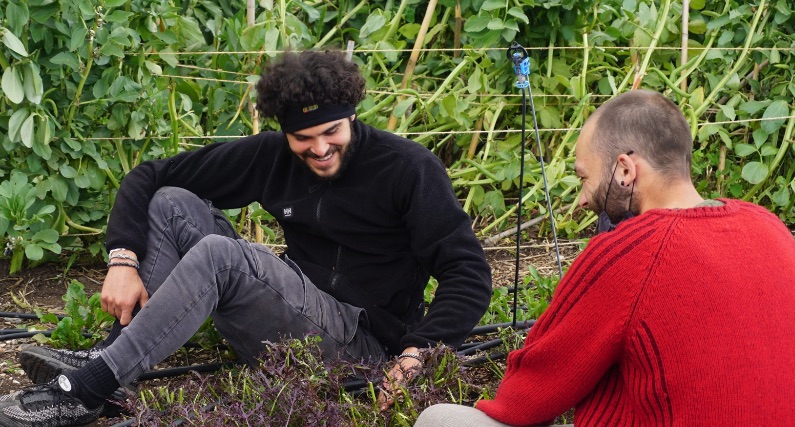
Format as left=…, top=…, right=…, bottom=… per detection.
left=106, top=120, right=492, bottom=353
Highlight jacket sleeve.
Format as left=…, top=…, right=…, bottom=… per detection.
left=105, top=133, right=280, bottom=260
left=397, top=151, right=492, bottom=350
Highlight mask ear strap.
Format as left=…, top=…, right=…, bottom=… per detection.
left=627, top=179, right=635, bottom=213
left=603, top=159, right=621, bottom=210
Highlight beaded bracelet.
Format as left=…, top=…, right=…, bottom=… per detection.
left=107, top=261, right=139, bottom=270
left=398, top=352, right=424, bottom=365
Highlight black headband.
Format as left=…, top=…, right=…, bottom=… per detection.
left=277, top=103, right=355, bottom=133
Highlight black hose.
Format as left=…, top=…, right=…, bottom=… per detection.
left=0, top=311, right=63, bottom=320
left=0, top=330, right=97, bottom=340
left=456, top=338, right=504, bottom=357
left=137, top=362, right=237, bottom=381
left=462, top=351, right=507, bottom=367
left=469, top=320, right=535, bottom=336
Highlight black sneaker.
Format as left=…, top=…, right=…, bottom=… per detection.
left=18, top=347, right=132, bottom=419
left=18, top=347, right=102, bottom=385
left=0, top=375, right=103, bottom=427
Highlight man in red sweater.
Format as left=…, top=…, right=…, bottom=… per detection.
left=415, top=89, right=795, bottom=427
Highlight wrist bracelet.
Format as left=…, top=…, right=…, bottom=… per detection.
left=398, top=352, right=424, bottom=365
left=109, top=248, right=132, bottom=256
left=107, top=261, right=139, bottom=270
left=109, top=253, right=139, bottom=264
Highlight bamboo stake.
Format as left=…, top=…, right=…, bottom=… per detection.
left=387, top=0, right=439, bottom=131
left=680, top=0, right=689, bottom=92
left=466, top=117, right=484, bottom=159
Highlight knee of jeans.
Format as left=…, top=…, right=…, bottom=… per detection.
left=193, top=234, right=236, bottom=254
left=415, top=404, right=448, bottom=426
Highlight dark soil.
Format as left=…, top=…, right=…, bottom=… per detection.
left=0, top=238, right=583, bottom=426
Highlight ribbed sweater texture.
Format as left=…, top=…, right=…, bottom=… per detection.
left=477, top=199, right=795, bottom=426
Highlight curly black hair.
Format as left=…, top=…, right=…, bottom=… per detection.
left=255, top=51, right=366, bottom=119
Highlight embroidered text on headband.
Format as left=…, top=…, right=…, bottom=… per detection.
left=277, top=103, right=355, bottom=133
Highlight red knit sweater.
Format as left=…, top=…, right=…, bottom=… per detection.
left=476, top=199, right=795, bottom=426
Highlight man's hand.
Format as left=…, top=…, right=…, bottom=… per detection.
left=101, top=252, right=148, bottom=326
left=378, top=347, right=423, bottom=411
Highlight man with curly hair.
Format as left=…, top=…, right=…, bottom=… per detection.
left=1, top=51, right=491, bottom=426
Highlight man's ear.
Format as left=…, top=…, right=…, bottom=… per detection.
left=613, top=152, right=637, bottom=186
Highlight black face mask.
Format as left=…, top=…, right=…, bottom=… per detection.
left=595, top=154, right=635, bottom=234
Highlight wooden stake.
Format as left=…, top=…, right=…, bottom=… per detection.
left=467, top=117, right=484, bottom=160
left=387, top=0, right=439, bottom=131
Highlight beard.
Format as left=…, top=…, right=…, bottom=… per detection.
left=591, top=172, right=641, bottom=224
left=295, top=124, right=358, bottom=181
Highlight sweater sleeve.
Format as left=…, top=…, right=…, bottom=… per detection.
left=476, top=218, right=662, bottom=425
left=105, top=133, right=280, bottom=259
left=397, top=151, right=492, bottom=350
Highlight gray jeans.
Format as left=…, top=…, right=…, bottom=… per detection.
left=101, top=187, right=385, bottom=385
left=414, top=404, right=571, bottom=427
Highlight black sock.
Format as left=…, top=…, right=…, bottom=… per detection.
left=63, top=356, right=120, bottom=409
left=101, top=321, right=124, bottom=347
left=101, top=305, right=140, bottom=347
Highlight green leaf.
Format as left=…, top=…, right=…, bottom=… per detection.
left=690, top=0, right=706, bottom=9
left=6, top=3, right=30, bottom=34
left=50, top=176, right=68, bottom=203
left=2, top=66, right=25, bottom=104
left=22, top=63, right=43, bottom=104
left=717, top=104, right=736, bottom=121
left=25, top=243, right=44, bottom=260
left=60, top=164, right=78, bottom=178
left=50, top=51, right=80, bottom=72
left=20, top=114, right=35, bottom=148
left=464, top=14, right=490, bottom=33
left=771, top=185, right=790, bottom=206
left=393, top=98, right=414, bottom=118
left=8, top=107, right=29, bottom=141
left=2, top=29, right=28, bottom=56
left=739, top=100, right=769, bottom=115
left=99, top=42, right=125, bottom=58
left=481, top=0, right=503, bottom=11
left=734, top=143, right=756, bottom=157
left=467, top=66, right=482, bottom=93
left=688, top=17, right=706, bottom=35
left=105, top=10, right=134, bottom=23
left=741, top=161, right=768, bottom=184
left=144, top=60, right=163, bottom=75
left=761, top=100, right=789, bottom=134
left=69, top=27, right=88, bottom=52
left=33, top=229, right=59, bottom=244
left=760, top=144, right=778, bottom=157
left=359, top=12, right=386, bottom=39
left=176, top=16, right=205, bottom=49
left=507, top=7, right=529, bottom=24
left=752, top=128, right=768, bottom=147
left=487, top=18, right=504, bottom=30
